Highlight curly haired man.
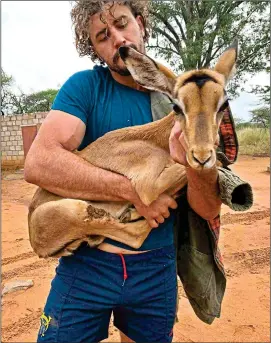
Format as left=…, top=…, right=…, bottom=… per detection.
left=25, top=1, right=222, bottom=342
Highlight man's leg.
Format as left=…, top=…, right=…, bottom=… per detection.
left=113, top=245, right=178, bottom=343
left=37, top=248, right=124, bottom=342
left=37, top=287, right=112, bottom=343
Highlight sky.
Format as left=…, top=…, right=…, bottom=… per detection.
left=2, top=1, right=269, bottom=121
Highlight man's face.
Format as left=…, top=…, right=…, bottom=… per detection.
left=89, top=3, right=146, bottom=75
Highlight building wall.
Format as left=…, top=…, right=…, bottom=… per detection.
left=1, top=112, right=48, bottom=168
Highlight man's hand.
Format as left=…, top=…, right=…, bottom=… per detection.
left=134, top=194, right=178, bottom=228
left=169, top=120, right=188, bottom=166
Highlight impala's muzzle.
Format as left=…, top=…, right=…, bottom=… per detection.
left=192, top=150, right=213, bottom=166
left=119, top=45, right=138, bottom=61
left=119, top=46, right=129, bottom=60
left=188, top=146, right=216, bottom=169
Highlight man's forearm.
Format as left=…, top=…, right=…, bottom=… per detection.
left=24, top=145, right=138, bottom=203
left=186, top=167, right=222, bottom=220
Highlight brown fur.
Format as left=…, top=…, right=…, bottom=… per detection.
left=28, top=43, right=238, bottom=258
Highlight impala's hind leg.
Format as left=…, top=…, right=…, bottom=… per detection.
left=29, top=199, right=150, bottom=258
left=90, top=201, right=141, bottom=223
left=85, top=204, right=151, bottom=249
left=53, top=235, right=105, bottom=258
left=29, top=199, right=104, bottom=258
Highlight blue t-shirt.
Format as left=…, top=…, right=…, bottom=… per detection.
left=52, top=65, right=175, bottom=251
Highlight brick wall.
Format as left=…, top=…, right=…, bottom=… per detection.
left=1, top=112, right=48, bottom=168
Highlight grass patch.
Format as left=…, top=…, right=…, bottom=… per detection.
left=237, top=127, right=270, bottom=156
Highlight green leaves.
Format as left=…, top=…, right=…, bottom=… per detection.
left=250, top=85, right=270, bottom=106
left=1, top=69, right=15, bottom=114
left=23, top=89, right=59, bottom=113
left=249, top=107, right=270, bottom=128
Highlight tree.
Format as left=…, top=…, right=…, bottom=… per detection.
left=1, top=68, right=15, bottom=114
left=1, top=84, right=58, bottom=115
left=1, top=68, right=59, bottom=114
left=22, top=89, right=59, bottom=113
left=251, top=85, right=270, bottom=106
left=233, top=116, right=245, bottom=129
left=249, top=65, right=270, bottom=106
left=8, top=89, right=28, bottom=115
left=149, top=0, right=270, bottom=97
left=249, top=107, right=270, bottom=128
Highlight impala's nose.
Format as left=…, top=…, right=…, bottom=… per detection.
left=192, top=149, right=213, bottom=166
left=119, top=46, right=129, bottom=60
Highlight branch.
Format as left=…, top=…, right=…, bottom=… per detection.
left=184, top=0, right=193, bottom=19
left=202, top=27, right=221, bottom=66
left=206, top=42, right=225, bottom=65
left=147, top=45, right=179, bottom=55
left=183, top=0, right=195, bottom=41
left=173, top=15, right=187, bottom=42
left=179, top=0, right=188, bottom=24
left=225, top=0, right=245, bottom=15
left=153, top=27, right=179, bottom=50
left=239, top=43, right=269, bottom=66
left=150, top=10, right=181, bottom=44
left=194, top=0, right=201, bottom=16
left=203, top=5, right=259, bottom=68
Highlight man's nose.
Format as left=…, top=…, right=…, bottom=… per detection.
left=111, top=28, right=126, bottom=49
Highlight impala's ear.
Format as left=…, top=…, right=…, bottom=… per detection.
left=119, top=46, right=176, bottom=98
left=214, top=40, right=238, bottom=84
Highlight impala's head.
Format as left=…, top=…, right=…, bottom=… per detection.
left=119, top=41, right=238, bottom=170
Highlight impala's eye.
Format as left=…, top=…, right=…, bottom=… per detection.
left=173, top=103, right=184, bottom=115
left=218, top=100, right=229, bottom=113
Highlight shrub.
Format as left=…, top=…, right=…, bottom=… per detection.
left=237, top=127, right=270, bottom=156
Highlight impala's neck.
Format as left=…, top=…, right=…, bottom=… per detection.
left=130, top=111, right=176, bottom=150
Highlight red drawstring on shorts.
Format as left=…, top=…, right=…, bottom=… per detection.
left=118, top=253, right=128, bottom=286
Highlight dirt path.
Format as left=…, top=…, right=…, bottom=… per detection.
left=1, top=156, right=270, bottom=342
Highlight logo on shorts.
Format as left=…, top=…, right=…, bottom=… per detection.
left=39, top=312, right=52, bottom=337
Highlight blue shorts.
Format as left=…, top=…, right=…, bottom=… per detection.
left=37, top=244, right=177, bottom=343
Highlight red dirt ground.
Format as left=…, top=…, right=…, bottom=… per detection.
left=1, top=156, right=270, bottom=342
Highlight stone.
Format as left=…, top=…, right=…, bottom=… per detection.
left=3, top=173, right=24, bottom=180
left=2, top=279, right=34, bottom=296
left=14, top=168, right=24, bottom=174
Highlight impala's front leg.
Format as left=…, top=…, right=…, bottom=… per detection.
left=133, top=160, right=187, bottom=206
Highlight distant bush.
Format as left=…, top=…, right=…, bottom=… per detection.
left=235, top=122, right=263, bottom=130
left=237, top=127, right=270, bottom=156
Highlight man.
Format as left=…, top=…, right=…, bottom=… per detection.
left=24, top=1, right=222, bottom=342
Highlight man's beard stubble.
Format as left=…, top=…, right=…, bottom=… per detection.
left=109, top=63, right=131, bottom=76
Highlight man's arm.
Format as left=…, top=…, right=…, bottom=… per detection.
left=186, top=168, right=221, bottom=220
left=169, top=120, right=221, bottom=221
left=24, top=110, right=136, bottom=202
left=24, top=110, right=177, bottom=228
